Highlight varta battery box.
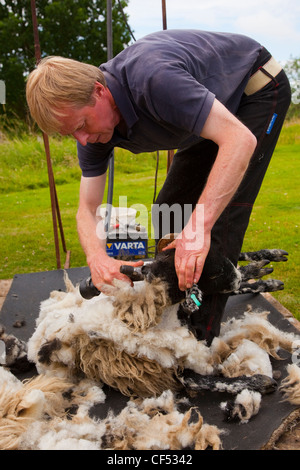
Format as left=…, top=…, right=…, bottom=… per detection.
left=106, top=228, right=148, bottom=259
left=99, top=206, right=148, bottom=259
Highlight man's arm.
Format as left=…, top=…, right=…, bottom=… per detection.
left=77, top=174, right=143, bottom=289
left=165, top=99, right=257, bottom=290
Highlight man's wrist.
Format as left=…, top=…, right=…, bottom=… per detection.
left=87, top=246, right=107, bottom=266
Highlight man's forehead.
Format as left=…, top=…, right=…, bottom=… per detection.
left=57, top=108, right=83, bottom=135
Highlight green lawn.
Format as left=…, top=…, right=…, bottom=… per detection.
left=0, top=122, right=299, bottom=318
left=241, top=142, right=299, bottom=316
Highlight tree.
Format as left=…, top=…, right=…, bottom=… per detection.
left=0, top=0, right=132, bottom=121
left=284, top=57, right=300, bottom=120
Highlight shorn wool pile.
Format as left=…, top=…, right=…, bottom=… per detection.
left=1, top=248, right=300, bottom=450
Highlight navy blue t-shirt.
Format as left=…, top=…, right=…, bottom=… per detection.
left=78, top=30, right=262, bottom=177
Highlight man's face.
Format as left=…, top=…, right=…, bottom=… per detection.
left=58, top=82, right=121, bottom=145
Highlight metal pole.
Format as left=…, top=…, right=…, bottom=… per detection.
left=107, top=0, right=113, bottom=60
left=106, top=0, right=114, bottom=233
left=162, top=0, right=167, bottom=30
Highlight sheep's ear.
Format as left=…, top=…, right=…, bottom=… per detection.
left=157, top=233, right=178, bottom=253
left=16, top=389, right=46, bottom=420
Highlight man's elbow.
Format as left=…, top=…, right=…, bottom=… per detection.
left=76, top=203, right=90, bottom=224
left=76, top=202, right=98, bottom=224
left=244, top=128, right=257, bottom=157
left=237, top=128, right=257, bottom=172
left=76, top=206, right=83, bottom=227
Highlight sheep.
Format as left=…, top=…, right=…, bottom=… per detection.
left=26, top=243, right=290, bottom=399
left=1, top=243, right=298, bottom=448
left=25, top=266, right=299, bottom=401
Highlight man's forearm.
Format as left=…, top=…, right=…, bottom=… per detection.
left=76, top=205, right=107, bottom=263
left=186, top=129, right=257, bottom=238
left=193, top=99, right=257, bottom=234
left=199, top=140, right=254, bottom=231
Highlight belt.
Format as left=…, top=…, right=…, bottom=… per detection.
left=244, top=56, right=282, bottom=96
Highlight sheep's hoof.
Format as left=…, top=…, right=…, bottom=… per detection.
left=239, top=249, right=288, bottom=262
left=238, top=259, right=274, bottom=281
left=233, top=279, right=284, bottom=295
left=246, top=374, right=278, bottom=394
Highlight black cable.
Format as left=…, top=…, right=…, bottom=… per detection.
left=117, top=0, right=136, bottom=42
left=153, top=151, right=160, bottom=204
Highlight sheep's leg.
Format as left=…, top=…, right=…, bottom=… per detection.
left=238, top=259, right=274, bottom=282
left=238, top=249, right=288, bottom=263
left=0, top=325, right=33, bottom=373
left=181, top=369, right=277, bottom=395
left=231, top=279, right=284, bottom=295
left=235, top=249, right=288, bottom=294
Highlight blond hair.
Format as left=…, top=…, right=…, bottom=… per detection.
left=26, top=56, right=106, bottom=134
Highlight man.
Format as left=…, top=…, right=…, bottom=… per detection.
left=26, top=30, right=291, bottom=344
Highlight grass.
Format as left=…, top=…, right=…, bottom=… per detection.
left=241, top=120, right=300, bottom=315
left=0, top=122, right=299, bottom=318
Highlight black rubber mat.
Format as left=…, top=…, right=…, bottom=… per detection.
left=1, top=267, right=299, bottom=450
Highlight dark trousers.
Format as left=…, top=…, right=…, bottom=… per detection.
left=153, top=48, right=291, bottom=345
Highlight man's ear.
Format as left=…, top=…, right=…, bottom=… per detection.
left=94, top=81, right=105, bottom=99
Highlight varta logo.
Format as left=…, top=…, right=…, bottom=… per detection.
left=107, top=241, right=146, bottom=250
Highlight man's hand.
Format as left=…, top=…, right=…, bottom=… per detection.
left=163, top=204, right=211, bottom=291
left=176, top=233, right=210, bottom=292
left=88, top=250, right=144, bottom=291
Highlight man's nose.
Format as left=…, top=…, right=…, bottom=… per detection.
left=72, top=130, right=89, bottom=146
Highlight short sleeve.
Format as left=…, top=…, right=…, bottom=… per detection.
left=77, top=141, right=114, bottom=177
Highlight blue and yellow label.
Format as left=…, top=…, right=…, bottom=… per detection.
left=106, top=240, right=147, bottom=258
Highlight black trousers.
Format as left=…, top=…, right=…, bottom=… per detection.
left=153, top=48, right=291, bottom=345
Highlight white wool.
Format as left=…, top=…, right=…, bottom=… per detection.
left=221, top=389, right=262, bottom=424
left=74, top=382, right=106, bottom=418
left=279, top=363, right=300, bottom=405
left=18, top=387, right=222, bottom=450
left=1, top=367, right=224, bottom=451
left=220, top=311, right=299, bottom=352
left=219, top=339, right=273, bottom=378
left=28, top=277, right=300, bottom=390
left=155, top=303, right=183, bottom=330
left=28, top=281, right=214, bottom=377
left=18, top=273, right=300, bottom=450
left=0, top=366, right=23, bottom=392
left=138, top=389, right=176, bottom=411
left=234, top=389, right=261, bottom=419
left=286, top=363, right=300, bottom=381
left=103, top=389, right=222, bottom=450
left=20, top=389, right=46, bottom=420
left=21, top=418, right=105, bottom=450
